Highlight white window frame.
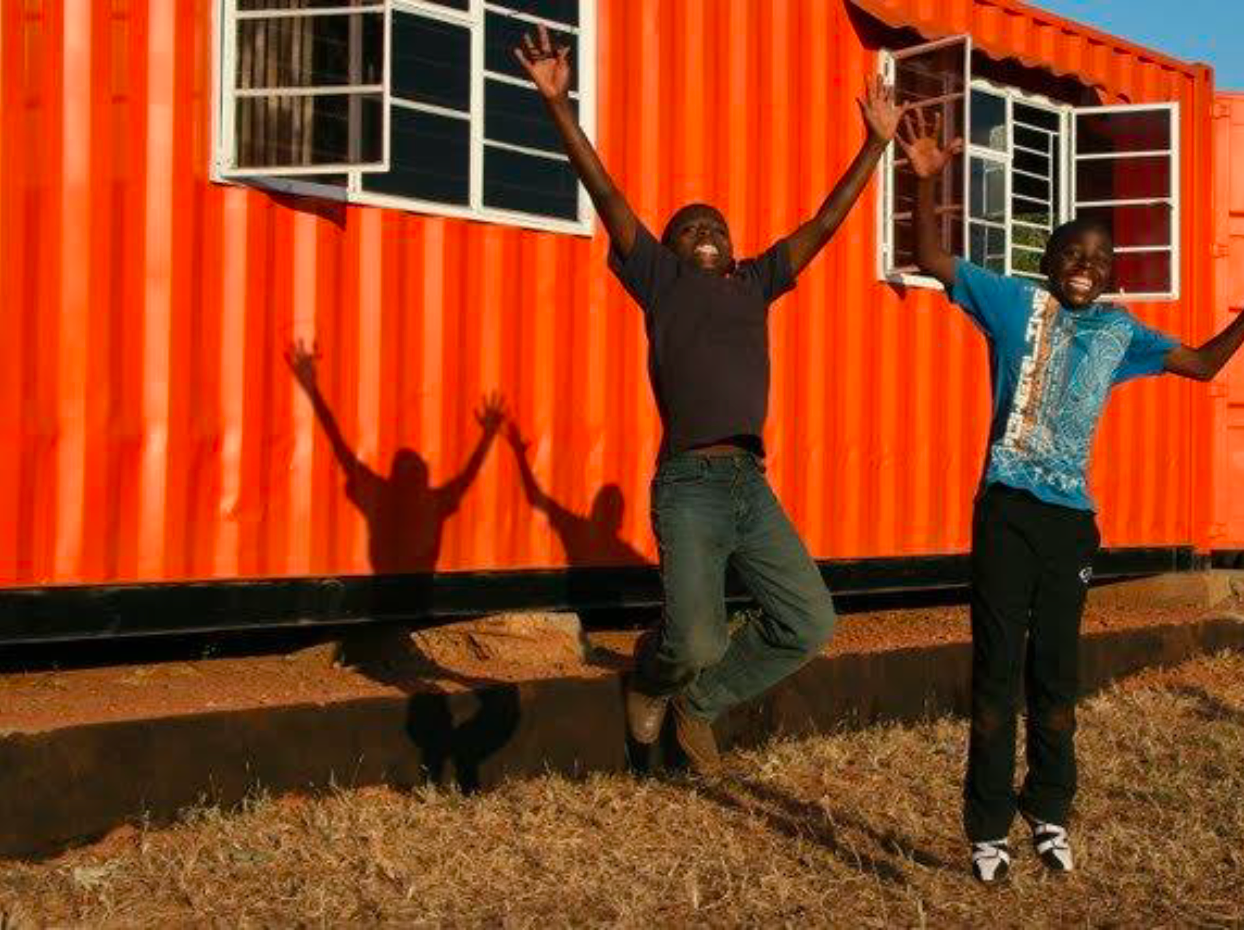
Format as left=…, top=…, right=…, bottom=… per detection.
left=876, top=35, right=971, bottom=292
left=212, top=0, right=598, bottom=237
left=878, top=47, right=1182, bottom=301
left=219, top=2, right=392, bottom=177
left=1071, top=102, right=1181, bottom=302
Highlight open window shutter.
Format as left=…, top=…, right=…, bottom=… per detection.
left=1072, top=103, right=1179, bottom=298
left=883, top=35, right=971, bottom=277
left=220, top=0, right=392, bottom=177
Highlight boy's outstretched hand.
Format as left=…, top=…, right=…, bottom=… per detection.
left=858, top=75, right=906, bottom=143
left=896, top=108, right=964, bottom=178
left=515, top=23, right=571, bottom=101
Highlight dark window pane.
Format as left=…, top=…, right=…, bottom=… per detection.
left=1011, top=196, right=1052, bottom=228
left=1014, top=148, right=1050, bottom=177
left=1012, top=247, right=1044, bottom=277
left=236, top=12, right=383, bottom=88
left=1076, top=108, right=1171, bottom=155
left=890, top=41, right=966, bottom=272
left=485, top=11, right=577, bottom=88
left=391, top=12, right=469, bottom=111
left=424, top=0, right=469, bottom=9
left=894, top=42, right=966, bottom=108
left=1076, top=202, right=1173, bottom=249
left=484, top=79, right=571, bottom=152
left=235, top=93, right=383, bottom=168
left=483, top=145, right=578, bottom=219
left=1076, top=155, right=1171, bottom=202
left=1112, top=251, right=1172, bottom=294
left=489, top=0, right=578, bottom=26
left=970, top=89, right=1006, bottom=150
left=1012, top=224, right=1050, bottom=251
left=969, top=157, right=1005, bottom=222
left=892, top=159, right=963, bottom=270
left=1013, top=124, right=1052, bottom=154
left=969, top=223, right=1006, bottom=273
left=1012, top=171, right=1049, bottom=203
left=363, top=107, right=469, bottom=205
left=1013, top=102, right=1060, bottom=132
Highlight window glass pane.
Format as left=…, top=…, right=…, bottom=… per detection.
left=1012, top=224, right=1050, bottom=252
left=1076, top=155, right=1171, bottom=202
left=1112, top=251, right=1172, bottom=295
left=1076, top=203, right=1173, bottom=249
left=485, top=11, right=578, bottom=88
left=236, top=12, right=383, bottom=89
left=1076, top=108, right=1171, bottom=155
left=424, top=0, right=469, bottom=10
left=969, top=157, right=1006, bottom=222
left=894, top=43, right=966, bottom=107
left=970, top=89, right=1006, bottom=151
left=1011, top=197, right=1053, bottom=228
left=889, top=39, right=967, bottom=273
left=1013, top=124, right=1052, bottom=155
left=363, top=107, right=469, bottom=204
left=969, top=222, right=1006, bottom=273
left=484, top=79, right=572, bottom=152
left=1012, top=171, right=1049, bottom=204
left=1011, top=245, right=1044, bottom=278
left=392, top=13, right=470, bottom=111
left=235, top=93, right=383, bottom=168
left=892, top=158, right=964, bottom=270
left=1013, top=148, right=1050, bottom=177
left=489, top=0, right=579, bottom=26
left=1013, top=101, right=1060, bottom=132
left=483, top=145, right=579, bottom=219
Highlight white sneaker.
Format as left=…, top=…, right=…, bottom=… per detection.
left=1027, top=818, right=1074, bottom=872
left=970, top=839, right=1011, bottom=883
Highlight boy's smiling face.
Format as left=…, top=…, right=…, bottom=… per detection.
left=665, top=204, right=734, bottom=275
left=1045, top=226, right=1113, bottom=309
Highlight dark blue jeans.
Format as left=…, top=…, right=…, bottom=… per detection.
left=636, top=451, right=837, bottom=722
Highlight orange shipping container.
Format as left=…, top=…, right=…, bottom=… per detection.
left=0, top=0, right=1226, bottom=639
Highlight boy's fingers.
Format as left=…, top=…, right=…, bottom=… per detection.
left=538, top=22, right=551, bottom=54
left=932, top=111, right=943, bottom=139
left=948, top=137, right=964, bottom=155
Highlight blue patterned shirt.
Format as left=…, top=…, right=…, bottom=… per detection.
left=951, top=259, right=1178, bottom=512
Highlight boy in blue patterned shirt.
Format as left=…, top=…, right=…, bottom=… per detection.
left=898, top=110, right=1244, bottom=883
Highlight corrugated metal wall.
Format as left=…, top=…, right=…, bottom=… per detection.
left=1212, top=92, right=1244, bottom=549
left=0, top=0, right=1217, bottom=588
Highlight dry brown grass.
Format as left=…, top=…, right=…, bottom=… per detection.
left=3, top=652, right=1244, bottom=928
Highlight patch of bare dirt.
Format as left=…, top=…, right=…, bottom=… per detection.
left=1, top=591, right=1233, bottom=735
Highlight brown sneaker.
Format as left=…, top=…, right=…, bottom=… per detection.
left=625, top=685, right=670, bottom=745
left=671, top=696, right=721, bottom=775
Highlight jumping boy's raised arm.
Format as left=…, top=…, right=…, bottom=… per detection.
left=516, top=25, right=639, bottom=257
left=785, top=77, right=905, bottom=277
left=1163, top=310, right=1244, bottom=382
left=896, top=109, right=964, bottom=288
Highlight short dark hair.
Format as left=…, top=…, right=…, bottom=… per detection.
left=660, top=203, right=727, bottom=248
left=1040, top=217, right=1114, bottom=276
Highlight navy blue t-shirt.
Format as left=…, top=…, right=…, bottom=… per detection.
left=608, top=224, right=795, bottom=461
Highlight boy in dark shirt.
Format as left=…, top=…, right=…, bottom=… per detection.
left=898, top=110, right=1244, bottom=882
left=516, top=26, right=905, bottom=772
